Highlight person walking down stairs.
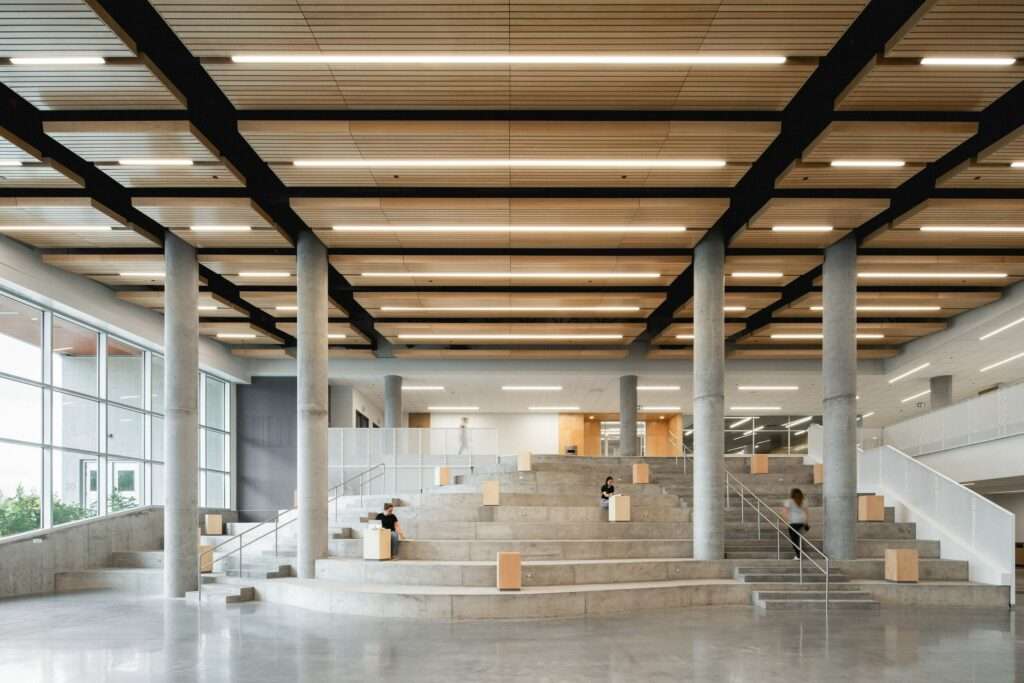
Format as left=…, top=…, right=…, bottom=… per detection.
left=376, top=502, right=406, bottom=559
left=783, top=488, right=809, bottom=560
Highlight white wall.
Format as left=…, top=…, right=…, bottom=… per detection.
left=329, top=384, right=385, bottom=428
left=985, top=493, right=1024, bottom=543
left=429, top=412, right=559, bottom=456
left=915, top=433, right=1024, bottom=483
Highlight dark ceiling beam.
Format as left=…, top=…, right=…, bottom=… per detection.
left=88, top=0, right=390, bottom=356
left=631, top=0, right=930, bottom=351
left=391, top=343, right=629, bottom=352
left=727, top=266, right=824, bottom=346
left=199, top=266, right=295, bottom=345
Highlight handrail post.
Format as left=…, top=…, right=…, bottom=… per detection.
left=238, top=533, right=243, bottom=579
left=757, top=500, right=761, bottom=540
left=825, top=557, right=830, bottom=615
left=274, top=516, right=279, bottom=558
left=799, top=547, right=803, bottom=584
left=776, top=529, right=780, bottom=559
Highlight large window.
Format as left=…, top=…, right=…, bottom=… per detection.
left=0, top=290, right=233, bottom=539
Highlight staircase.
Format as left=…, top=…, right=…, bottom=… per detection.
left=735, top=566, right=880, bottom=610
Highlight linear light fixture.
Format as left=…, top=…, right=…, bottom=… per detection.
left=53, top=346, right=73, bottom=353
left=197, top=305, right=220, bottom=311
left=216, top=333, right=257, bottom=339
left=640, top=405, right=681, bottom=411
left=737, top=385, right=799, bottom=391
left=363, top=272, right=660, bottom=279
left=238, top=271, right=291, bottom=278
left=730, top=406, right=781, bottom=411
left=10, top=56, right=106, bottom=65
left=860, top=411, right=876, bottom=419
left=675, top=334, right=695, bottom=340
left=920, top=57, right=1017, bottom=66
left=0, top=225, right=111, bottom=232
left=921, top=226, right=1024, bottom=233
left=333, top=224, right=687, bottom=233
left=275, top=305, right=298, bottom=311
left=117, top=158, right=193, bottom=166
left=684, top=429, right=694, bottom=436
left=728, top=417, right=753, bottom=428
left=980, top=351, right=1024, bottom=373
left=771, top=225, right=833, bottom=232
left=638, top=385, right=681, bottom=391
left=723, top=306, right=747, bottom=312
left=397, top=333, right=623, bottom=340
left=769, top=333, right=885, bottom=339
left=1012, top=161, right=1024, bottom=169
left=379, top=305, right=640, bottom=313
left=190, top=225, right=252, bottom=232
left=502, top=385, right=562, bottom=391
left=979, top=315, right=1024, bottom=341
left=402, top=385, right=445, bottom=391
left=731, top=271, right=783, bottom=278
left=119, top=271, right=164, bottom=277
left=299, top=158, right=726, bottom=169
left=858, top=272, right=1007, bottom=279
left=829, top=160, right=905, bottom=168
left=0, top=160, right=23, bottom=167
left=327, top=333, right=347, bottom=339
left=783, top=416, right=814, bottom=428
left=810, top=305, right=942, bottom=312
left=793, top=430, right=807, bottom=436
left=429, top=406, right=479, bottom=411
left=900, top=390, right=931, bottom=403
left=528, top=406, right=580, bottom=411
left=888, top=362, right=931, bottom=384
left=234, top=54, right=787, bottom=66
left=742, top=425, right=766, bottom=436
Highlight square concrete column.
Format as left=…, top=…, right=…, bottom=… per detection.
left=297, top=232, right=329, bottom=578
left=619, top=375, right=638, bottom=457
left=823, top=237, right=858, bottom=560
left=930, top=375, right=953, bottom=410
left=162, top=234, right=199, bottom=597
left=384, top=375, right=403, bottom=428
left=692, top=231, right=725, bottom=560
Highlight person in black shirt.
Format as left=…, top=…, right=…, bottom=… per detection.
left=375, top=502, right=405, bottom=559
left=600, top=476, right=615, bottom=509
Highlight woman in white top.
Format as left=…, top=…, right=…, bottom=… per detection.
left=782, top=488, right=809, bottom=559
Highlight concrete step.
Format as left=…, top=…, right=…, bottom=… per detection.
left=332, top=504, right=689, bottom=524
left=185, top=582, right=256, bottom=605
left=724, top=521, right=916, bottom=540
left=109, top=550, right=164, bottom=568
left=329, top=537, right=693, bottom=561
left=399, top=520, right=692, bottom=541
left=725, top=539, right=940, bottom=559
left=753, top=593, right=880, bottom=610
left=55, top=568, right=162, bottom=595
left=413, top=492, right=682, bottom=508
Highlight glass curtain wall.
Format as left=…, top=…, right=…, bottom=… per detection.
left=0, top=290, right=232, bottom=539
left=682, top=415, right=818, bottom=455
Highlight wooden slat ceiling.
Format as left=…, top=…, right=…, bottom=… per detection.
left=785, top=290, right=1001, bottom=317
left=865, top=199, right=1024, bottom=248
left=0, top=137, right=78, bottom=187
left=357, top=291, right=666, bottom=317
left=375, top=321, right=643, bottom=345
left=940, top=127, right=1024, bottom=188
left=0, top=198, right=152, bottom=248
left=132, top=197, right=292, bottom=248
left=0, top=1, right=135, bottom=57
left=885, top=0, right=1024, bottom=57
left=733, top=197, right=889, bottom=248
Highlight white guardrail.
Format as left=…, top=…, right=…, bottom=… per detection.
left=328, top=427, right=502, bottom=495
left=883, top=381, right=1024, bottom=457
left=859, top=445, right=1015, bottom=604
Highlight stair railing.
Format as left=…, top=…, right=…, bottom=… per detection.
left=724, top=468, right=832, bottom=613
left=667, top=433, right=689, bottom=474
left=196, top=463, right=386, bottom=602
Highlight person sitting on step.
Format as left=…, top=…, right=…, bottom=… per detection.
left=376, top=502, right=406, bottom=559
left=600, top=476, right=615, bottom=509
left=783, top=488, right=809, bottom=560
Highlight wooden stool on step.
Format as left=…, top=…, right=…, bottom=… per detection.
left=363, top=527, right=392, bottom=561
left=609, top=494, right=631, bottom=522
left=632, top=463, right=650, bottom=484
left=434, top=466, right=450, bottom=486
left=204, top=513, right=223, bottom=536
left=885, top=548, right=919, bottom=583
left=497, top=552, right=522, bottom=591
left=858, top=494, right=885, bottom=522
left=517, top=453, right=532, bottom=472
left=813, top=463, right=824, bottom=484
left=482, top=480, right=500, bottom=506
left=750, top=454, right=769, bottom=474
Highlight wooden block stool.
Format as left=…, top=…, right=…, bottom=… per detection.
left=750, top=454, right=769, bottom=475
left=363, top=527, right=392, bottom=560
left=434, top=466, right=450, bottom=486
left=482, top=480, right=500, bottom=506
left=609, top=494, right=631, bottom=522
left=204, top=513, right=224, bottom=536
left=885, top=548, right=919, bottom=583
left=858, top=494, right=885, bottom=522
left=497, top=552, right=522, bottom=591
left=199, top=544, right=214, bottom=573
left=813, top=463, right=824, bottom=485
left=632, top=462, right=650, bottom=485
left=517, top=453, right=532, bottom=472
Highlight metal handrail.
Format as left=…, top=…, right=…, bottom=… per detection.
left=724, top=468, right=832, bottom=613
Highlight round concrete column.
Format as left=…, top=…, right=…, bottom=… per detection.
left=384, top=375, right=403, bottom=428
left=296, top=232, right=329, bottom=578
left=930, top=375, right=953, bottom=410
left=823, top=237, right=858, bottom=560
left=163, top=234, right=199, bottom=597
left=619, top=375, right=638, bottom=457
left=692, top=231, right=725, bottom=560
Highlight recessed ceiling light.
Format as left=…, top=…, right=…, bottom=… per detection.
left=363, top=272, right=660, bottom=279
left=0, top=160, right=23, bottom=167
left=723, top=306, right=747, bottom=312
left=638, top=385, right=681, bottom=391
left=675, top=334, right=695, bottom=340
left=979, top=315, right=1024, bottom=341
left=783, top=416, right=814, bottom=428
left=731, top=272, right=783, bottom=278
left=299, top=159, right=726, bottom=169
left=921, top=226, right=1024, bottom=233
left=238, top=271, right=291, bottom=278
left=811, top=305, right=942, bottom=312
left=216, top=333, right=257, bottom=339
left=10, top=56, right=106, bottom=65
left=0, top=225, right=112, bottom=232
left=900, top=390, right=930, bottom=403
left=737, top=385, right=799, bottom=391
left=332, top=225, right=687, bottom=233
left=429, top=406, right=479, bottom=411
left=829, top=160, right=906, bottom=168
left=119, top=271, right=164, bottom=277
left=327, top=333, right=347, bottom=339
left=379, top=305, right=641, bottom=312
left=640, top=406, right=681, bottom=411
left=502, top=385, right=562, bottom=391
left=888, top=362, right=930, bottom=384
left=771, top=226, right=833, bottom=232
left=275, top=305, right=298, bottom=311
left=769, top=333, right=885, bottom=340
left=197, top=305, right=220, bottom=311
left=190, top=225, right=252, bottom=232
left=920, top=57, right=1016, bottom=66
left=117, top=158, right=193, bottom=166
left=528, top=406, right=580, bottom=411
left=980, top=351, right=1024, bottom=373
left=728, top=417, right=753, bottom=428
left=859, top=272, right=1007, bottom=279
left=730, top=406, right=782, bottom=411
left=235, top=54, right=787, bottom=66
left=397, top=333, right=623, bottom=340
left=402, top=385, right=445, bottom=391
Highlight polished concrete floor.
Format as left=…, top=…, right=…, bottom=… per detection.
left=0, top=591, right=1018, bottom=682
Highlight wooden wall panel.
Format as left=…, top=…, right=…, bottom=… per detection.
left=583, top=417, right=601, bottom=457
left=558, top=413, right=584, bottom=455
left=408, top=413, right=431, bottom=429
left=644, top=419, right=671, bottom=457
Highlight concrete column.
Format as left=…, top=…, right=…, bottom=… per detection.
left=692, top=231, right=725, bottom=560
left=296, top=232, right=329, bottom=578
left=619, top=375, right=638, bottom=457
left=163, top=234, right=199, bottom=597
left=384, top=375, right=403, bottom=428
left=930, top=375, right=953, bottom=410
left=823, top=237, right=858, bottom=560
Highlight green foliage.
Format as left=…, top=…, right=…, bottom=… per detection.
left=0, top=485, right=40, bottom=537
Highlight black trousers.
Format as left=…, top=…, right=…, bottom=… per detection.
left=788, top=523, right=809, bottom=558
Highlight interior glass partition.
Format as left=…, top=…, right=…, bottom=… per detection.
left=682, top=415, right=820, bottom=455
